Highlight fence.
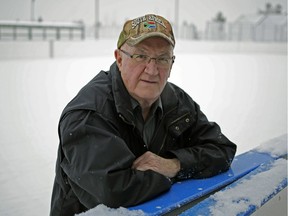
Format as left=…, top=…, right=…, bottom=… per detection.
left=0, top=20, right=85, bottom=41
left=205, top=22, right=287, bottom=42
left=0, top=19, right=286, bottom=43
left=93, top=22, right=287, bottom=43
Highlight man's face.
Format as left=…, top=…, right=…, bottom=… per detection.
left=115, top=37, right=174, bottom=106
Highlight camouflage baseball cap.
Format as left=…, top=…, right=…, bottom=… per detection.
left=117, top=14, right=175, bottom=48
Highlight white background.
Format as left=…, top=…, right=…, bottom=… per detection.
left=0, top=39, right=287, bottom=215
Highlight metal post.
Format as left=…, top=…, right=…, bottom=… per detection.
left=95, top=0, right=100, bottom=39
left=31, top=0, right=36, bottom=21
left=43, top=28, right=46, bottom=40
left=175, top=0, right=179, bottom=38
left=13, top=26, right=17, bottom=40
left=28, top=27, right=32, bottom=40
left=56, top=28, right=60, bottom=40
left=69, top=28, right=73, bottom=40
left=81, top=26, right=85, bottom=40
left=49, top=40, right=54, bottom=58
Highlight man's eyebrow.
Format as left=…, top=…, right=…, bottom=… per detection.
left=133, top=47, right=148, bottom=54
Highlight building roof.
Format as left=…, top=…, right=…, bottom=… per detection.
left=234, top=13, right=287, bottom=26
left=0, top=20, right=84, bottom=28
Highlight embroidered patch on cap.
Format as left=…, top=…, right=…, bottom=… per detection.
left=144, top=21, right=156, bottom=29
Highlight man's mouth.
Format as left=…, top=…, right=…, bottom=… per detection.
left=141, top=79, right=157, bottom=84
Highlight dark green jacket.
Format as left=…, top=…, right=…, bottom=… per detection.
left=50, top=62, right=236, bottom=216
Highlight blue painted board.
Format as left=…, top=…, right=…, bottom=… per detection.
left=128, top=151, right=276, bottom=215
left=180, top=156, right=287, bottom=216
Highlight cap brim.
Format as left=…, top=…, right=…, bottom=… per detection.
left=126, top=32, right=175, bottom=47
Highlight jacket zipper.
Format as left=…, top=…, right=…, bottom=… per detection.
left=157, top=133, right=168, bottom=154
left=157, top=111, right=190, bottom=154
left=152, top=106, right=177, bottom=154
left=118, top=113, right=147, bottom=150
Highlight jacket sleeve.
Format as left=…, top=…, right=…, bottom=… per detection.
left=169, top=102, right=237, bottom=180
left=58, top=110, right=171, bottom=208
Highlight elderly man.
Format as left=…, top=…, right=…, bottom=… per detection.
left=50, top=14, right=236, bottom=216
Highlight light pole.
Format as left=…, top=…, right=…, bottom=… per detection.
left=31, top=0, right=36, bottom=21
left=95, top=0, right=100, bottom=39
left=175, top=0, right=179, bottom=37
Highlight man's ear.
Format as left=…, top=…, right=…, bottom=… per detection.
left=168, top=63, right=173, bottom=78
left=114, top=49, right=122, bottom=69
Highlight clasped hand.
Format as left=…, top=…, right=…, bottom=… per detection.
left=132, top=151, right=180, bottom=178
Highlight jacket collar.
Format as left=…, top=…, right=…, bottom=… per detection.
left=111, top=62, right=135, bottom=123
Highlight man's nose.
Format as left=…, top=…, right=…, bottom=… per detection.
left=145, top=58, right=158, bottom=75
left=147, top=57, right=158, bottom=64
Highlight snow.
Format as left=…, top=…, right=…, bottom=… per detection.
left=0, top=39, right=286, bottom=215
left=209, top=158, right=287, bottom=216
left=208, top=134, right=287, bottom=216
left=75, top=204, right=145, bottom=216
left=255, top=134, right=287, bottom=158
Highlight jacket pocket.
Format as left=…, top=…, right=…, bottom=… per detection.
left=168, top=113, right=194, bottom=138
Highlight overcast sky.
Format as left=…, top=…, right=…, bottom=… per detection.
left=0, top=0, right=287, bottom=30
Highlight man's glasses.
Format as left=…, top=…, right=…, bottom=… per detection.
left=119, top=49, right=175, bottom=68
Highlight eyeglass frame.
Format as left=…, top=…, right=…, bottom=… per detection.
left=119, top=49, right=175, bottom=67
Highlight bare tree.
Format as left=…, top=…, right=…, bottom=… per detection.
left=213, top=12, right=226, bottom=23
left=274, top=4, right=282, bottom=14
left=258, top=3, right=283, bottom=14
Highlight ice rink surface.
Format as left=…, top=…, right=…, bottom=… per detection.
left=0, top=40, right=286, bottom=215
